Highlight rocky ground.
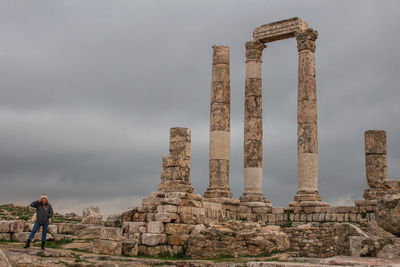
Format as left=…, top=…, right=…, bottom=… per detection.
left=1, top=243, right=400, bottom=267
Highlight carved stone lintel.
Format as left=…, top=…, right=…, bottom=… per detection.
left=245, top=40, right=266, bottom=61
left=295, top=28, right=318, bottom=53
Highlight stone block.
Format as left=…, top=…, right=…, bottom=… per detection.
left=122, top=240, right=138, bottom=256
left=168, top=234, right=189, bottom=246
left=179, top=214, right=198, bottom=224
left=0, top=221, right=10, bottom=233
left=212, top=64, right=230, bottom=83
left=141, top=233, right=166, bottom=246
left=177, top=206, right=193, bottom=214
left=93, top=239, right=122, bottom=255
left=245, top=96, right=262, bottom=118
left=48, top=225, right=58, bottom=234
left=157, top=205, right=178, bottom=213
left=162, top=155, right=190, bottom=168
left=210, top=103, right=230, bottom=131
left=297, top=99, right=317, bottom=123
left=169, top=128, right=191, bottom=143
left=161, top=198, right=183, bottom=206
left=142, top=197, right=162, bottom=207
left=127, top=222, right=147, bottom=233
left=53, top=234, right=73, bottom=241
left=0, top=233, right=10, bottom=241
left=298, top=79, right=316, bottom=100
left=155, top=212, right=179, bottom=223
left=169, top=142, right=191, bottom=157
left=383, top=180, right=400, bottom=192
left=365, top=130, right=386, bottom=154
left=212, top=45, right=230, bottom=65
left=245, top=78, right=262, bottom=97
left=244, top=140, right=262, bottom=167
left=76, top=225, right=102, bottom=240
left=57, top=223, right=75, bottom=235
left=244, top=117, right=262, bottom=141
left=161, top=167, right=190, bottom=181
left=147, top=222, right=164, bottom=234
left=100, top=227, right=123, bottom=241
left=366, top=154, right=387, bottom=188
left=163, top=192, right=186, bottom=199
left=211, top=81, right=230, bottom=104
left=82, top=206, right=103, bottom=225
left=246, top=60, right=262, bottom=79
left=9, top=220, right=24, bottom=233
left=297, top=123, right=318, bottom=153
left=208, top=159, right=230, bottom=188
left=164, top=223, right=190, bottom=235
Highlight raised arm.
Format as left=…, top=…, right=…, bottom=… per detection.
left=30, top=200, right=40, bottom=208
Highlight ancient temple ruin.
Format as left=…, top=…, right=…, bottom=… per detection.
left=4, top=18, right=397, bottom=262
left=100, top=17, right=399, bottom=258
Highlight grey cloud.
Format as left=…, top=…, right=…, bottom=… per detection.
left=0, top=0, right=399, bottom=216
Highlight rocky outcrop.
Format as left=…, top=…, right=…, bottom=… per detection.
left=82, top=206, right=103, bottom=225
left=187, top=221, right=289, bottom=259
left=375, top=193, right=400, bottom=236
left=349, top=236, right=400, bottom=259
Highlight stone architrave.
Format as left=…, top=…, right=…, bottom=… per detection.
left=240, top=40, right=270, bottom=205
left=204, top=46, right=233, bottom=199
left=157, top=128, right=194, bottom=193
left=290, top=28, right=327, bottom=207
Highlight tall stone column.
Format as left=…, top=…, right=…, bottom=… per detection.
left=157, top=127, right=194, bottom=193
left=291, top=28, right=327, bottom=206
left=240, top=40, right=270, bottom=204
left=204, top=45, right=233, bottom=199
left=363, top=130, right=388, bottom=200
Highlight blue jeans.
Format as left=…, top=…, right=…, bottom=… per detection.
left=28, top=221, right=48, bottom=242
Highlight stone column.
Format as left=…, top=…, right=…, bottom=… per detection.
left=363, top=130, right=388, bottom=199
left=157, top=127, right=194, bottom=193
left=204, top=45, right=233, bottom=199
left=291, top=29, right=327, bottom=206
left=240, top=40, right=270, bottom=204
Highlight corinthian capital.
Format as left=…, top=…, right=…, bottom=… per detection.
left=295, top=28, right=318, bottom=53
left=245, top=40, right=266, bottom=61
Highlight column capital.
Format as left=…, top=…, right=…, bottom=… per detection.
left=245, top=40, right=266, bottom=61
left=295, top=28, right=318, bottom=53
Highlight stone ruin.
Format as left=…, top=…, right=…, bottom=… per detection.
left=102, top=17, right=399, bottom=259
left=2, top=17, right=399, bottom=262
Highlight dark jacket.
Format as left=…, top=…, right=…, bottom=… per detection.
left=30, top=201, right=53, bottom=225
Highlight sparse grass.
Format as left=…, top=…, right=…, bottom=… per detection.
left=209, top=254, right=235, bottom=262
left=132, top=252, right=192, bottom=261
left=33, top=239, right=73, bottom=249
left=70, top=248, right=92, bottom=254
left=72, top=253, right=88, bottom=263
left=280, top=222, right=292, bottom=228
left=37, top=251, right=47, bottom=257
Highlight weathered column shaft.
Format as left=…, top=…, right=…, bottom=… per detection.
left=365, top=130, right=387, bottom=188
left=240, top=40, right=269, bottom=204
left=204, top=45, right=233, bottom=198
left=157, top=127, right=194, bottom=193
left=292, top=28, right=326, bottom=206
left=296, top=29, right=318, bottom=193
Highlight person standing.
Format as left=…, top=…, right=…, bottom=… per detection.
left=24, top=194, right=53, bottom=250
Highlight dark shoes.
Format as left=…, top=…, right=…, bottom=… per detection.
left=23, top=239, right=31, bottom=248
left=41, top=241, right=45, bottom=250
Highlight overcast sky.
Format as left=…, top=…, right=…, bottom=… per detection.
left=0, top=1, right=399, bottom=217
